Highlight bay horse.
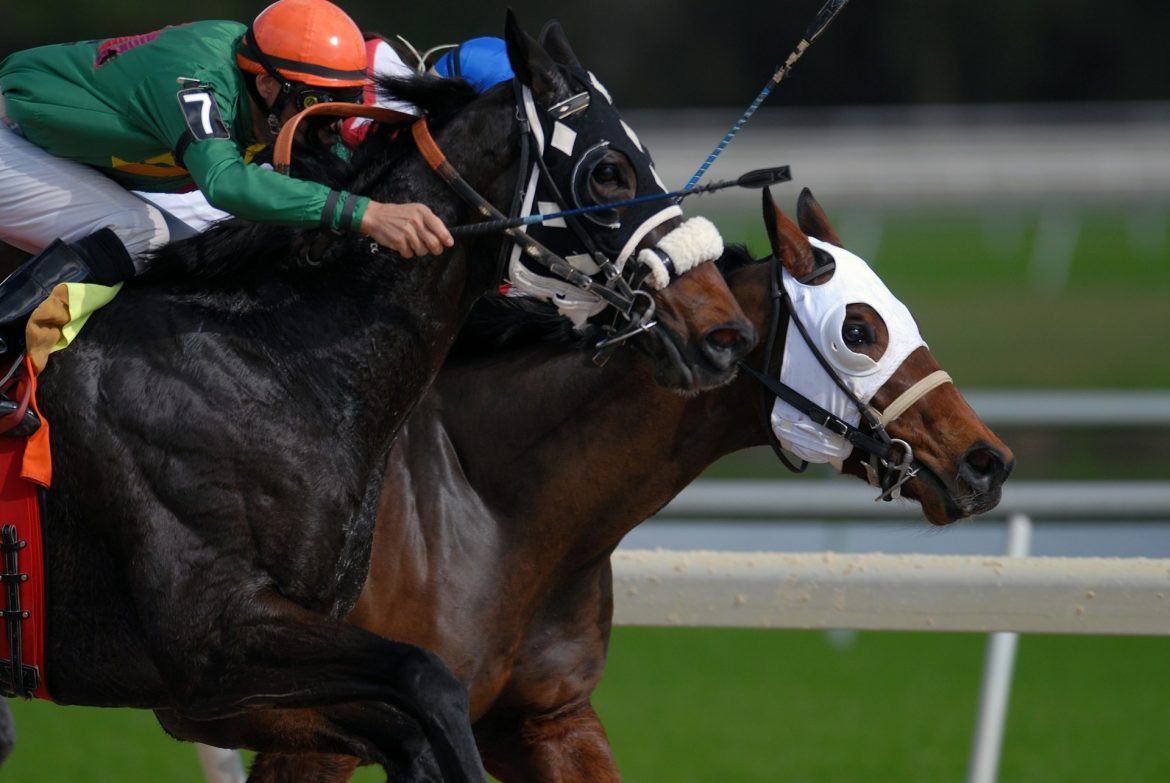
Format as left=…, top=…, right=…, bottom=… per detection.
left=243, top=187, right=1014, bottom=781
left=8, top=14, right=755, bottom=782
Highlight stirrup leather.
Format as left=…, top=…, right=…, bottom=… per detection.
left=0, top=355, right=40, bottom=438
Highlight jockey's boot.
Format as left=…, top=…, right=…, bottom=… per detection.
left=0, top=228, right=134, bottom=436
left=0, top=227, right=135, bottom=356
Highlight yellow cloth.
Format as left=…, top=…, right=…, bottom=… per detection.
left=25, top=281, right=122, bottom=373
left=20, top=281, right=122, bottom=486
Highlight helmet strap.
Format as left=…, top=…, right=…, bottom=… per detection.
left=241, top=24, right=297, bottom=134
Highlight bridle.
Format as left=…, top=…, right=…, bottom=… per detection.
left=410, top=115, right=644, bottom=313
left=737, top=251, right=953, bottom=502
left=495, top=79, right=664, bottom=314
left=411, top=107, right=661, bottom=355
left=274, top=78, right=681, bottom=353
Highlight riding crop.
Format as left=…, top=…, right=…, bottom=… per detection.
left=447, top=165, right=791, bottom=238
left=682, top=0, right=851, bottom=192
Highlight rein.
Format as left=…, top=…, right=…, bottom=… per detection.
left=410, top=116, right=640, bottom=315
left=271, top=100, right=641, bottom=314
left=739, top=253, right=952, bottom=502
left=272, top=102, right=413, bottom=175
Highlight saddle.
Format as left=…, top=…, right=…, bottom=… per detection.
left=0, top=288, right=83, bottom=700
left=0, top=353, right=49, bottom=699
left=0, top=274, right=127, bottom=699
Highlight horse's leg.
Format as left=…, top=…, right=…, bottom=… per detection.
left=475, top=702, right=620, bottom=783
left=0, top=699, right=13, bottom=765
left=246, top=751, right=361, bottom=783
left=225, top=702, right=623, bottom=783
left=157, top=710, right=417, bottom=783
left=471, top=563, right=622, bottom=783
left=140, top=588, right=484, bottom=783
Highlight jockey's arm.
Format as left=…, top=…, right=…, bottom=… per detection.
left=139, top=69, right=452, bottom=257
left=180, top=136, right=367, bottom=231
left=183, top=140, right=452, bottom=258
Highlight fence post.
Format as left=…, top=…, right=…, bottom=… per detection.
left=966, top=513, right=1032, bottom=783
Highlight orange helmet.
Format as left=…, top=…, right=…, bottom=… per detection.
left=236, top=0, right=367, bottom=88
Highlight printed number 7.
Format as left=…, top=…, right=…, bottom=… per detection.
left=182, top=91, right=216, bottom=136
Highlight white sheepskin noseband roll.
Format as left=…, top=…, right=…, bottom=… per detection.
left=635, top=216, right=724, bottom=290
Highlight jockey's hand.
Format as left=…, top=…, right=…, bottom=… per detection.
left=360, top=201, right=454, bottom=259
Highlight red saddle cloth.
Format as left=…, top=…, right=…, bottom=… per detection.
left=0, top=357, right=50, bottom=700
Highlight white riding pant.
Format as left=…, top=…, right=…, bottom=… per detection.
left=0, top=92, right=172, bottom=271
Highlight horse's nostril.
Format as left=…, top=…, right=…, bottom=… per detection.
left=966, top=448, right=992, bottom=474
left=707, top=328, right=744, bottom=350
left=959, top=445, right=1010, bottom=493
left=702, top=323, right=756, bottom=369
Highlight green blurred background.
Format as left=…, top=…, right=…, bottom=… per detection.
left=2, top=1, right=1168, bottom=781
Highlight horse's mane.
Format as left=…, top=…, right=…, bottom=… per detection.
left=716, top=243, right=760, bottom=276
left=447, top=294, right=596, bottom=359
left=135, top=74, right=479, bottom=286
left=448, top=243, right=763, bottom=359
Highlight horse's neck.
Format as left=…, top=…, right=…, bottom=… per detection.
left=429, top=346, right=761, bottom=560
left=323, top=97, right=519, bottom=454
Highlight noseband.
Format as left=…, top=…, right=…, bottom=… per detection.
left=738, top=253, right=953, bottom=501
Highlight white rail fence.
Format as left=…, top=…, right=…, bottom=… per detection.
left=611, top=542, right=1170, bottom=635
left=613, top=477, right=1169, bottom=783
left=604, top=392, right=1170, bottom=783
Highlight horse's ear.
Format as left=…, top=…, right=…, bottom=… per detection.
left=505, top=10, right=570, bottom=104
left=795, top=187, right=843, bottom=246
left=538, top=20, right=582, bottom=70
left=763, top=187, right=818, bottom=280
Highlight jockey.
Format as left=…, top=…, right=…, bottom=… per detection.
left=0, top=0, right=452, bottom=339
left=137, top=33, right=517, bottom=236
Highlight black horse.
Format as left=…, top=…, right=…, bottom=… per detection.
left=7, top=14, right=754, bottom=782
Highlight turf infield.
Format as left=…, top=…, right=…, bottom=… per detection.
left=6, top=631, right=1170, bottom=782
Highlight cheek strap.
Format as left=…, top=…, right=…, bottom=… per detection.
left=875, top=370, right=953, bottom=427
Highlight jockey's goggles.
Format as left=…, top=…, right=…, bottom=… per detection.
left=292, top=85, right=363, bottom=112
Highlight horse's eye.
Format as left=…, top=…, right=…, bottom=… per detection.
left=842, top=322, right=875, bottom=346
left=593, top=163, right=621, bottom=186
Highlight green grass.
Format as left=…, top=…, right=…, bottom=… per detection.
left=594, top=629, right=1170, bottom=783
left=4, top=700, right=204, bottom=782
left=6, top=631, right=1169, bottom=782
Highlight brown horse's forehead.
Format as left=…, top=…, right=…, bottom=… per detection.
left=654, top=261, right=747, bottom=321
